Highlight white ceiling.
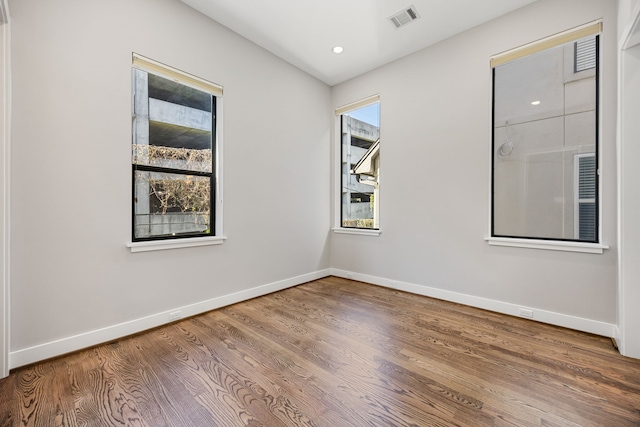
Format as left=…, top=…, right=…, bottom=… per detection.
left=179, top=0, right=538, bottom=86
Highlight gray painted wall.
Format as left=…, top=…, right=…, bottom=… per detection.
left=9, top=0, right=331, bottom=353
left=331, top=0, right=618, bottom=324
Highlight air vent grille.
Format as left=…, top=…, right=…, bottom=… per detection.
left=389, top=5, right=420, bottom=29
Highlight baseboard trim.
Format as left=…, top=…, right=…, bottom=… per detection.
left=9, top=269, right=331, bottom=369
left=10, top=268, right=616, bottom=369
left=330, top=268, right=616, bottom=338
left=612, top=325, right=622, bottom=351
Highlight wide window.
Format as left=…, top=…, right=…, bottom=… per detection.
left=491, top=23, right=600, bottom=243
left=132, top=54, right=221, bottom=241
left=338, top=97, right=380, bottom=229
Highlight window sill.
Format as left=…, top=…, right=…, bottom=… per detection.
left=485, top=237, right=608, bottom=254
left=332, top=228, right=381, bottom=237
left=127, top=236, right=227, bottom=253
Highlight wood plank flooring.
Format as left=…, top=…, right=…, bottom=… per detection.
left=1, top=276, right=640, bottom=426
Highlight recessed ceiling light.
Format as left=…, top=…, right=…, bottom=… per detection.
left=531, top=100, right=541, bottom=105
left=332, top=46, right=344, bottom=54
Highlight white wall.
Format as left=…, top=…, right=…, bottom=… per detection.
left=331, top=0, right=618, bottom=329
left=0, top=0, right=10, bottom=378
left=617, top=0, right=640, bottom=358
left=8, top=0, right=331, bottom=367
left=619, top=0, right=640, bottom=39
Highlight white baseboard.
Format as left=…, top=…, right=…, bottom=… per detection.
left=612, top=325, right=622, bottom=351
left=330, top=268, right=616, bottom=338
left=9, top=269, right=331, bottom=369
left=10, top=268, right=616, bottom=369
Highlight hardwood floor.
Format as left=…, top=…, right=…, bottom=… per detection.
left=1, top=276, right=640, bottom=426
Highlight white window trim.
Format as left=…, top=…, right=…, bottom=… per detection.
left=127, top=235, right=227, bottom=253
left=333, top=94, right=381, bottom=235
left=485, top=237, right=608, bottom=254
left=132, top=53, right=223, bottom=96
left=490, top=20, right=602, bottom=68
left=128, top=55, right=225, bottom=251
left=332, top=227, right=381, bottom=237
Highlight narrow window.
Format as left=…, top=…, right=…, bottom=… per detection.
left=132, top=54, right=221, bottom=241
left=338, top=98, right=380, bottom=229
left=491, top=24, right=600, bottom=243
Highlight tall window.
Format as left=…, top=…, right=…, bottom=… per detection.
left=491, top=23, right=600, bottom=242
left=132, top=54, right=221, bottom=241
left=338, top=97, right=380, bottom=229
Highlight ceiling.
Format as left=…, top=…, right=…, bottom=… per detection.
left=179, top=0, right=538, bottom=86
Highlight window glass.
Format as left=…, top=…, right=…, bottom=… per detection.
left=492, top=35, right=598, bottom=242
left=340, top=102, right=380, bottom=229
left=134, top=171, right=211, bottom=238
left=132, top=65, right=216, bottom=240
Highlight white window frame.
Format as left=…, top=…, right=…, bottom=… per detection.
left=127, top=54, right=225, bottom=252
left=333, top=95, right=381, bottom=237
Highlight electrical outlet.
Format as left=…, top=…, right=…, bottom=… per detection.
left=169, top=310, right=182, bottom=321
left=519, top=308, right=534, bottom=319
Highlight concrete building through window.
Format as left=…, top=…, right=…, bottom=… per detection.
left=341, top=106, right=380, bottom=229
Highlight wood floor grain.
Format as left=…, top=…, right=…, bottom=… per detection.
left=1, top=277, right=639, bottom=426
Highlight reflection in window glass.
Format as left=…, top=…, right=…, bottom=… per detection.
left=492, top=35, right=598, bottom=242
left=341, top=102, right=380, bottom=229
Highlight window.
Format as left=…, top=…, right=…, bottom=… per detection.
left=491, top=23, right=600, bottom=243
left=132, top=54, right=222, bottom=241
left=337, top=96, right=380, bottom=229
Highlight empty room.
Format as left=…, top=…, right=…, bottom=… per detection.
left=1, top=0, right=640, bottom=425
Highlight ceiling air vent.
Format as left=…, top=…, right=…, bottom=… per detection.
left=389, top=5, right=420, bottom=29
